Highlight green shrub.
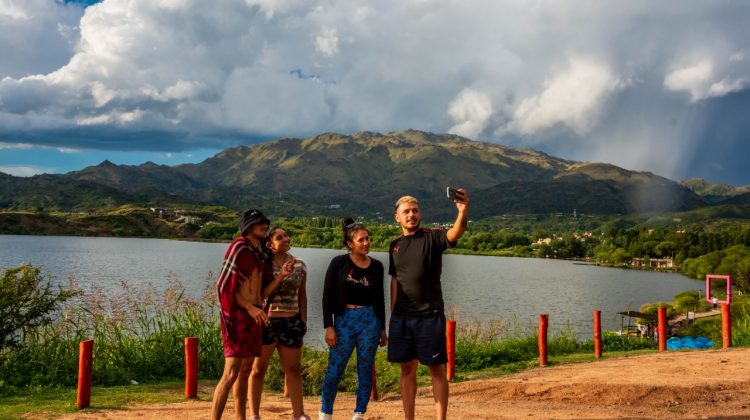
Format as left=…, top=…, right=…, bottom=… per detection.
left=733, top=308, right=750, bottom=346
left=579, top=332, right=657, bottom=352
left=0, top=265, right=79, bottom=350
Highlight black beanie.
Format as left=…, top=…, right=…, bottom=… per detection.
left=239, top=209, right=270, bottom=235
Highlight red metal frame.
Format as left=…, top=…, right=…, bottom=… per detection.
left=706, top=274, right=732, bottom=305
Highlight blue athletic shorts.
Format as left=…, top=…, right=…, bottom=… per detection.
left=387, top=313, right=447, bottom=365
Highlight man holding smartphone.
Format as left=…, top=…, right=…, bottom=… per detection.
left=387, top=188, right=469, bottom=420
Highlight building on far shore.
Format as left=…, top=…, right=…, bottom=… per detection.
left=631, top=257, right=675, bottom=269
left=176, top=215, right=201, bottom=225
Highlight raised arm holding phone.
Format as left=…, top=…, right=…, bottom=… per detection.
left=387, top=188, right=469, bottom=420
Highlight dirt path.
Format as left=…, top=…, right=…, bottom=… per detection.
left=56, top=348, right=750, bottom=419
left=670, top=309, right=721, bottom=325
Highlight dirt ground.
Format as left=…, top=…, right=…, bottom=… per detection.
left=55, top=348, right=750, bottom=420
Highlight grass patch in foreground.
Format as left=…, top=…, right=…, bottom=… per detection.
left=0, top=381, right=212, bottom=420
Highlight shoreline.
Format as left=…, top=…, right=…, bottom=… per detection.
left=0, top=231, right=687, bottom=276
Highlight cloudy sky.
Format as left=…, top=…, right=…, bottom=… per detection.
left=1, top=0, right=749, bottom=185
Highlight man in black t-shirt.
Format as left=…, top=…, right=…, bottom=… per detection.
left=387, top=191, right=469, bottom=420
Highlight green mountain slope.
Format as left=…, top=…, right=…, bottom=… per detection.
left=0, top=130, right=713, bottom=218
left=681, top=178, right=750, bottom=204
left=0, top=172, right=132, bottom=210
left=174, top=130, right=705, bottom=217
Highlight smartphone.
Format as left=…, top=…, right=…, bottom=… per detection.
left=446, top=187, right=460, bottom=201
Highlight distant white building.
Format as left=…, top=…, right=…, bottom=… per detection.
left=631, top=257, right=674, bottom=269
left=149, top=207, right=174, bottom=219
left=536, top=237, right=553, bottom=245
left=176, top=215, right=201, bottom=225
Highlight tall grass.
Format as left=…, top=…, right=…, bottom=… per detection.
left=447, top=311, right=656, bottom=373
left=0, top=273, right=224, bottom=394
left=0, top=272, right=399, bottom=397
left=2, top=274, right=671, bottom=398
left=734, top=307, right=750, bottom=346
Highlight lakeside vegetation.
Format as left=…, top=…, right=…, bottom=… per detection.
left=0, top=265, right=659, bottom=398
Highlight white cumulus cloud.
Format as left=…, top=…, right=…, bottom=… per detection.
left=512, top=58, right=626, bottom=135
left=447, top=88, right=493, bottom=138
left=708, top=77, right=750, bottom=97
left=664, top=56, right=750, bottom=102
left=0, top=0, right=748, bottom=183
left=0, top=165, right=53, bottom=176
left=0, top=142, right=34, bottom=150
left=664, top=60, right=714, bottom=102
left=315, top=27, right=339, bottom=57
left=0, top=0, right=84, bottom=78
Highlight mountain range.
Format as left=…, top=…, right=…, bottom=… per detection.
left=2, top=130, right=749, bottom=220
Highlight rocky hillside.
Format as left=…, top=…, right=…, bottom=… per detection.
left=0, top=130, right=718, bottom=219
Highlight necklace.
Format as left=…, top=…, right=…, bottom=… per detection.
left=272, top=254, right=291, bottom=268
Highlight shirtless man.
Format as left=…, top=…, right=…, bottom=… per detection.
left=211, top=209, right=294, bottom=420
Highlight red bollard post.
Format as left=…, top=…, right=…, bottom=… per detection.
left=446, top=319, right=456, bottom=381
left=657, top=307, right=667, bottom=352
left=538, top=314, right=548, bottom=367
left=593, top=310, right=602, bottom=360
left=370, top=365, right=379, bottom=401
left=721, top=304, right=732, bottom=349
left=76, top=339, right=94, bottom=409
left=184, top=337, right=198, bottom=399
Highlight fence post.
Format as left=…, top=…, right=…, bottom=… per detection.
left=593, top=310, right=602, bottom=360
left=370, top=365, right=379, bottom=401
left=184, top=337, right=198, bottom=399
left=76, top=339, right=94, bottom=409
left=722, top=304, right=732, bottom=349
left=657, top=307, right=667, bottom=352
left=538, top=314, right=548, bottom=367
left=446, top=319, right=456, bottom=381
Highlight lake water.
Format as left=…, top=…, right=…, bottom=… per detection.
left=0, top=235, right=700, bottom=340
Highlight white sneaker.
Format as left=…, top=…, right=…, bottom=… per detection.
left=318, top=412, right=332, bottom=420
left=352, top=412, right=365, bottom=420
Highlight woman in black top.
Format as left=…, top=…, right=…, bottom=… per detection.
left=318, top=219, right=387, bottom=420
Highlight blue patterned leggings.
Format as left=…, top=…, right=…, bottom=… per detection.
left=320, top=306, right=380, bottom=414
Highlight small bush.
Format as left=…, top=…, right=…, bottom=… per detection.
left=0, top=264, right=79, bottom=350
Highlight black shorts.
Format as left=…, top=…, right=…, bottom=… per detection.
left=387, top=313, right=447, bottom=365
left=262, top=314, right=307, bottom=349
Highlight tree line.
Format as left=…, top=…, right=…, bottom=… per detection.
left=193, top=215, right=750, bottom=292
